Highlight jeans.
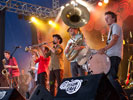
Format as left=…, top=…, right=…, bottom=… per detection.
left=107, top=56, right=129, bottom=100
left=37, top=72, right=47, bottom=89
left=108, top=56, right=121, bottom=79
left=49, top=69, right=63, bottom=96
left=70, top=62, right=85, bottom=77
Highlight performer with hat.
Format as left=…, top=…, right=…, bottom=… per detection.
left=46, top=34, right=64, bottom=96
left=64, top=27, right=87, bottom=77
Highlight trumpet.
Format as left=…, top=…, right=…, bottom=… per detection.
left=25, top=41, right=53, bottom=52
left=25, top=46, right=32, bottom=52
left=25, top=43, right=45, bottom=52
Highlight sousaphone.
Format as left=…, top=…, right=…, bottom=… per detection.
left=61, top=3, right=90, bottom=28
left=61, top=3, right=90, bottom=61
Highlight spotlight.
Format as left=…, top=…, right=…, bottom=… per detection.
left=98, top=1, right=103, bottom=6
left=104, top=0, right=109, bottom=4
left=30, top=17, right=37, bottom=23
left=48, top=20, right=53, bottom=25
left=48, top=20, right=57, bottom=28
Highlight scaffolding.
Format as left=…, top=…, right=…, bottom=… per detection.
left=0, top=0, right=60, bottom=19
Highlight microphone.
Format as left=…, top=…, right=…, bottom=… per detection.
left=16, top=46, right=21, bottom=48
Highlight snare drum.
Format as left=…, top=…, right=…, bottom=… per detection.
left=87, top=54, right=110, bottom=75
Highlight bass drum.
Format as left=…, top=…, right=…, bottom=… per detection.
left=87, top=54, right=110, bottom=75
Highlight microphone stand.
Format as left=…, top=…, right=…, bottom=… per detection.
left=9, top=47, right=19, bottom=88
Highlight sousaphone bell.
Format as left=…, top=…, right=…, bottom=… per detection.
left=61, top=3, right=90, bottom=28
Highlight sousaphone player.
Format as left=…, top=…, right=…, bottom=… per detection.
left=65, top=27, right=87, bottom=77
left=62, top=3, right=90, bottom=77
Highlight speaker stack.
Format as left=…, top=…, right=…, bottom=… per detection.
left=28, top=74, right=122, bottom=100
left=0, top=87, right=25, bottom=100
left=55, top=74, right=119, bottom=100
left=29, top=85, right=53, bottom=100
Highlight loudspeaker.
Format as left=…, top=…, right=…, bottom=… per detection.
left=124, top=88, right=133, bottom=100
left=0, top=87, right=25, bottom=100
left=55, top=74, right=119, bottom=100
left=29, top=85, right=53, bottom=100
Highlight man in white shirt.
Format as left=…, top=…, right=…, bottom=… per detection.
left=98, top=11, right=128, bottom=100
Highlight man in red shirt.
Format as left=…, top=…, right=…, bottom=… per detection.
left=3, top=51, right=20, bottom=89
left=35, top=46, right=50, bottom=89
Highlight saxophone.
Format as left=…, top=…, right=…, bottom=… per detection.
left=1, top=59, right=9, bottom=76
left=65, top=34, right=84, bottom=61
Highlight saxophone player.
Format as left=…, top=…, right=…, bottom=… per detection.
left=3, top=50, right=20, bottom=89
left=64, top=27, right=86, bottom=77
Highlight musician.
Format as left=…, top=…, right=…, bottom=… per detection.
left=3, top=50, right=20, bottom=89
left=34, top=46, right=50, bottom=89
left=64, top=27, right=86, bottom=77
left=26, top=52, right=39, bottom=99
left=46, top=34, right=64, bottom=96
left=19, top=69, right=30, bottom=97
left=98, top=11, right=128, bottom=100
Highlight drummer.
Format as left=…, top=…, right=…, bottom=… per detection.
left=98, top=11, right=128, bottom=100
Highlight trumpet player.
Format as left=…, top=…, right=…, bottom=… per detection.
left=3, top=50, right=20, bottom=89
left=33, top=46, right=50, bottom=89
left=45, top=34, right=64, bottom=96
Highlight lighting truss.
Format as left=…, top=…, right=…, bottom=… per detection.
left=0, top=0, right=57, bottom=19
left=52, top=0, right=59, bottom=9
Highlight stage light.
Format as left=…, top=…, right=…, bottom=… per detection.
left=48, top=20, right=57, bottom=28
left=104, top=0, right=109, bottom=4
left=48, top=20, right=53, bottom=25
left=30, top=17, right=37, bottom=23
left=98, top=1, right=103, bottom=6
